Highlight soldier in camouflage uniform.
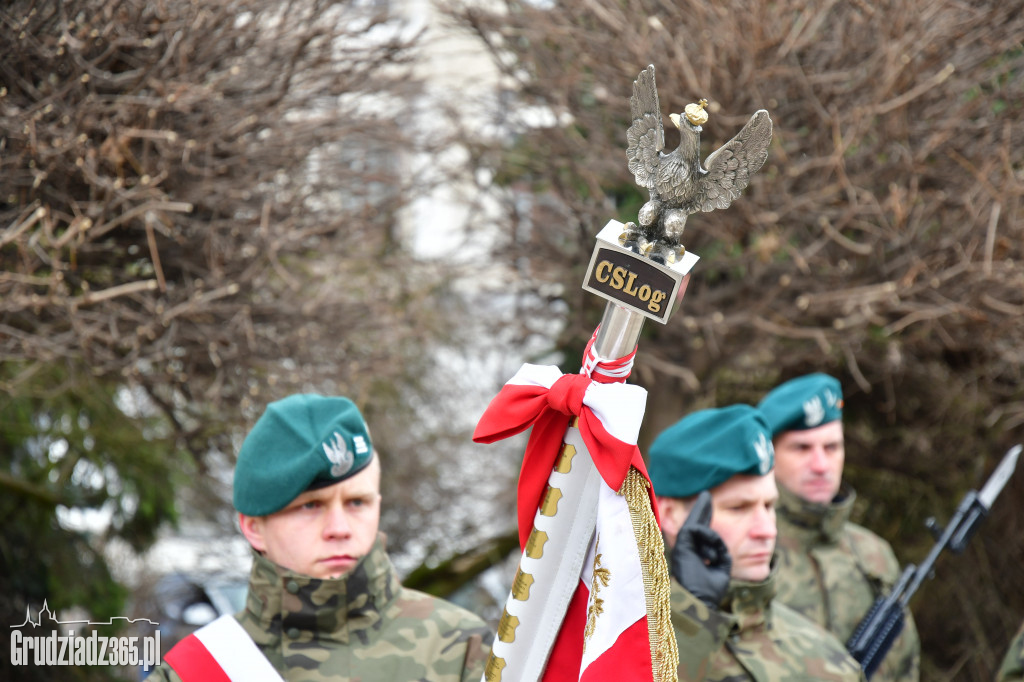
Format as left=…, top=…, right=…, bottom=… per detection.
left=758, top=373, right=919, bottom=682
left=998, top=620, right=1024, bottom=682
left=648, top=404, right=867, bottom=681
left=147, top=394, right=492, bottom=681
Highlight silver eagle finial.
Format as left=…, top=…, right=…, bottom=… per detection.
left=622, top=64, right=773, bottom=264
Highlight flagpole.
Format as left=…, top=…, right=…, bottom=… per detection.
left=475, top=63, right=772, bottom=682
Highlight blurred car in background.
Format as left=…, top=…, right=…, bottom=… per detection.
left=132, top=571, right=247, bottom=680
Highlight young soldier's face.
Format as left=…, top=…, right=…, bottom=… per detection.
left=772, top=420, right=845, bottom=504
left=708, top=473, right=778, bottom=583
left=240, top=456, right=382, bottom=578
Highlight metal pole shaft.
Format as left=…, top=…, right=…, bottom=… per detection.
left=593, top=301, right=646, bottom=360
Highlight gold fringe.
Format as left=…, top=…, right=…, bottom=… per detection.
left=620, top=466, right=679, bottom=682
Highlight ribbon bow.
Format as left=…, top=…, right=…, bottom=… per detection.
left=473, top=328, right=651, bottom=549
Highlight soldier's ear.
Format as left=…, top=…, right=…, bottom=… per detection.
left=239, top=512, right=268, bottom=553
left=657, top=497, right=688, bottom=545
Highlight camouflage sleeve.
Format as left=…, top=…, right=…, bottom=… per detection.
left=771, top=602, right=867, bottom=682
left=669, top=579, right=732, bottom=680
left=846, top=524, right=901, bottom=587
left=871, top=533, right=921, bottom=682
left=848, top=525, right=921, bottom=682
left=142, top=663, right=182, bottom=682
left=886, top=607, right=921, bottom=682
left=998, top=621, right=1024, bottom=682
left=459, top=626, right=494, bottom=682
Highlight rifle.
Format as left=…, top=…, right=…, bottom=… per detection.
left=846, top=444, right=1021, bottom=678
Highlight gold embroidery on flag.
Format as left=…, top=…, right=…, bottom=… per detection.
left=525, top=529, right=548, bottom=559
left=539, top=485, right=563, bottom=516
left=583, top=534, right=612, bottom=650
left=512, top=568, right=535, bottom=601
left=496, top=610, right=520, bottom=643
left=555, top=443, right=576, bottom=473
left=484, top=654, right=506, bottom=681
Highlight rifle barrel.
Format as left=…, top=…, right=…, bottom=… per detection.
left=900, top=490, right=979, bottom=606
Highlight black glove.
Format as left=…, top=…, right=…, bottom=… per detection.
left=670, top=490, right=731, bottom=608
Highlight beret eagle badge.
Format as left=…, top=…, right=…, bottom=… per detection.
left=323, top=431, right=355, bottom=478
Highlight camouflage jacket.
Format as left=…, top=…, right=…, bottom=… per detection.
left=671, top=563, right=866, bottom=681
left=773, top=484, right=920, bottom=682
left=998, top=621, right=1024, bottom=682
left=146, top=535, right=493, bottom=681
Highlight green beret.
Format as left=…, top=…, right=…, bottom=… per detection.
left=758, top=373, right=843, bottom=437
left=648, top=405, right=775, bottom=499
left=233, top=394, right=374, bottom=516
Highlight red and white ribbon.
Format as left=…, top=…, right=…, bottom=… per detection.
left=162, top=615, right=283, bottom=682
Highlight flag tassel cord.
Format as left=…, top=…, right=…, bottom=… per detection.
left=620, top=465, right=679, bottom=682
